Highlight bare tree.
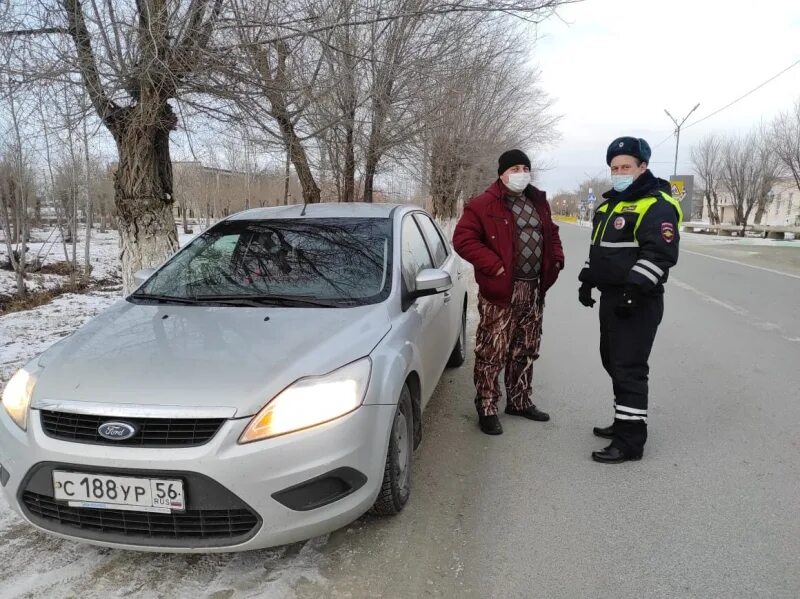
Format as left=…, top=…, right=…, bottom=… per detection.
left=417, top=30, right=558, bottom=219
left=2, top=0, right=225, bottom=291
left=772, top=98, right=800, bottom=194
left=691, top=134, right=723, bottom=225
left=722, top=134, right=759, bottom=232
left=551, top=190, right=580, bottom=217
left=2, top=0, right=574, bottom=294
left=721, top=131, right=782, bottom=233
left=230, top=0, right=570, bottom=206
left=0, top=74, right=34, bottom=297
left=752, top=128, right=784, bottom=225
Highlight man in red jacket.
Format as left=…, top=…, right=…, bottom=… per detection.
left=453, top=149, right=564, bottom=435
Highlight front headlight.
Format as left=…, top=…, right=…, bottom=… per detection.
left=239, top=358, right=371, bottom=443
left=1, top=368, right=37, bottom=431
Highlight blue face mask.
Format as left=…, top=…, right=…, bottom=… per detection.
left=611, top=174, right=634, bottom=192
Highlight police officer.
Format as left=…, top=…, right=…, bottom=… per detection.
left=578, top=137, right=682, bottom=463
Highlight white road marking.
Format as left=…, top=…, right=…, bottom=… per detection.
left=671, top=277, right=799, bottom=343
left=681, top=249, right=800, bottom=280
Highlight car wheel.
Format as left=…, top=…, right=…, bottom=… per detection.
left=371, top=384, right=413, bottom=516
left=446, top=304, right=467, bottom=367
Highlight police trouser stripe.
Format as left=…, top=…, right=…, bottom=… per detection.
left=615, top=404, right=648, bottom=415
left=615, top=413, right=647, bottom=422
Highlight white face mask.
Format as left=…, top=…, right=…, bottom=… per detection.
left=505, top=172, right=530, bottom=193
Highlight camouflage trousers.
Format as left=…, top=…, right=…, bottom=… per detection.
left=474, top=280, right=543, bottom=416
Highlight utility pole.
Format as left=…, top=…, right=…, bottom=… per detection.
left=664, top=103, right=700, bottom=176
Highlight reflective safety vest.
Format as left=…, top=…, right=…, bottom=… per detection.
left=580, top=191, right=682, bottom=293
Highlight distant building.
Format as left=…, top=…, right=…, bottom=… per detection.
left=700, top=178, right=799, bottom=227
left=171, top=161, right=302, bottom=221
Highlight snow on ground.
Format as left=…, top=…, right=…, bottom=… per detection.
left=680, top=230, right=799, bottom=247
left=0, top=514, right=328, bottom=599
left=0, top=227, right=121, bottom=298
left=569, top=218, right=799, bottom=246
left=1, top=226, right=203, bottom=300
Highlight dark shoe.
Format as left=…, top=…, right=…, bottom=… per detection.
left=591, top=445, right=642, bottom=464
left=478, top=414, right=503, bottom=435
left=593, top=423, right=615, bottom=439
left=504, top=405, right=550, bottom=422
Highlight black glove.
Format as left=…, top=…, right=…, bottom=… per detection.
left=614, top=284, right=641, bottom=318
left=578, top=283, right=595, bottom=307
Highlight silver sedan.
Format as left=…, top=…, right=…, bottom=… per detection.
left=0, top=203, right=468, bottom=552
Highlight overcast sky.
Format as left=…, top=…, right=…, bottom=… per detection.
left=532, top=0, right=800, bottom=194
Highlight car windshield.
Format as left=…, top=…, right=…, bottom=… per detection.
left=131, top=217, right=392, bottom=307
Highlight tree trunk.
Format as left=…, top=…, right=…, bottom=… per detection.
left=342, top=119, right=356, bottom=202
left=181, top=198, right=190, bottom=234
left=430, top=142, right=459, bottom=220
left=71, top=183, right=78, bottom=281
left=283, top=143, right=291, bottom=205
left=112, top=107, right=179, bottom=293
left=711, top=191, right=720, bottom=224
left=754, top=207, right=764, bottom=225
left=704, top=193, right=717, bottom=225
left=0, top=187, right=26, bottom=298
left=363, top=162, right=376, bottom=203
left=364, top=126, right=380, bottom=203
left=82, top=114, right=93, bottom=285
left=262, top=86, right=320, bottom=205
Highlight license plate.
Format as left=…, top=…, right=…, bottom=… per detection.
left=52, top=471, right=185, bottom=514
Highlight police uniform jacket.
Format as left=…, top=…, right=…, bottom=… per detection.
left=579, top=170, right=683, bottom=294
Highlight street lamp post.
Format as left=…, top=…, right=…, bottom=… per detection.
left=664, top=103, right=701, bottom=176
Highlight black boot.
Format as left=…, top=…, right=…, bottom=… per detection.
left=591, top=444, right=642, bottom=464
left=478, top=414, right=503, bottom=435
left=592, top=423, right=615, bottom=439
left=504, top=405, right=550, bottom=422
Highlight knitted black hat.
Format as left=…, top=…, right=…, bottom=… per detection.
left=606, top=137, right=651, bottom=166
left=498, top=149, right=531, bottom=175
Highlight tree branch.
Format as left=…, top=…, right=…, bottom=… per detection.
left=0, top=27, right=69, bottom=37
left=63, top=0, right=121, bottom=129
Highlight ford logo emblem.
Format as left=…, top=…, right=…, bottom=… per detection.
left=97, top=421, right=138, bottom=441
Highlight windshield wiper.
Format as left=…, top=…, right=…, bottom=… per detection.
left=129, top=293, right=201, bottom=305
left=192, top=294, right=341, bottom=307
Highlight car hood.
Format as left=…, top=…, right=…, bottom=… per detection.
left=32, top=300, right=391, bottom=417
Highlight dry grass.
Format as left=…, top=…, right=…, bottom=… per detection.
left=0, top=281, right=89, bottom=316
left=35, top=261, right=87, bottom=276
left=553, top=215, right=578, bottom=224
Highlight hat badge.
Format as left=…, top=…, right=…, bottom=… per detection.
left=618, top=142, right=624, bottom=148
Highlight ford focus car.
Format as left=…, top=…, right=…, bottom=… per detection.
left=0, top=203, right=467, bottom=552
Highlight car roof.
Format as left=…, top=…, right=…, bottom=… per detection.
left=226, top=202, right=414, bottom=221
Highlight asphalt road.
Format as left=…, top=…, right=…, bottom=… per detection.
left=294, top=223, right=800, bottom=599
left=2, top=224, right=798, bottom=599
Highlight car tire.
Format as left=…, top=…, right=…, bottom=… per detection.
left=446, top=304, right=467, bottom=368
left=370, top=384, right=413, bottom=516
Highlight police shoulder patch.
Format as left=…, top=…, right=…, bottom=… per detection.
left=661, top=222, right=675, bottom=243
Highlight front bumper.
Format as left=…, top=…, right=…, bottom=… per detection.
left=0, top=403, right=395, bottom=552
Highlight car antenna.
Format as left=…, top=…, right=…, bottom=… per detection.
left=300, top=197, right=308, bottom=216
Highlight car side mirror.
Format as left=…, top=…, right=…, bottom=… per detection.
left=413, top=268, right=452, bottom=298
left=133, top=268, right=156, bottom=286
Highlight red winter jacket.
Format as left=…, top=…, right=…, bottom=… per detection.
left=453, top=180, right=565, bottom=306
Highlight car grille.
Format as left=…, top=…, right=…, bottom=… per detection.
left=39, top=410, right=225, bottom=447
left=22, top=491, right=259, bottom=540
